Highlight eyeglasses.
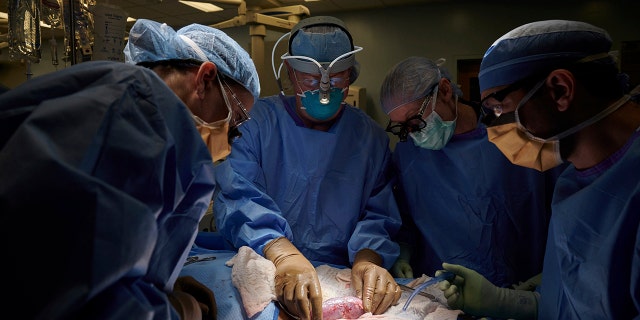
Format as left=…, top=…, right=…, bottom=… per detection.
left=480, top=76, right=540, bottom=118
left=297, top=76, right=348, bottom=90
left=220, top=77, right=251, bottom=127
left=385, top=96, right=431, bottom=142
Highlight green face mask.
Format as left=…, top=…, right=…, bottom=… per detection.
left=410, top=111, right=456, bottom=150
left=299, top=87, right=345, bottom=121
left=409, top=90, right=457, bottom=150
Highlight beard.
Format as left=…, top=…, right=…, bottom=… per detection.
left=228, top=125, right=242, bottom=144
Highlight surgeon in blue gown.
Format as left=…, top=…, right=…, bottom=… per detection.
left=379, top=56, right=563, bottom=289
left=437, top=20, right=640, bottom=319
left=0, top=19, right=259, bottom=319
left=0, top=61, right=215, bottom=320
left=214, top=16, right=402, bottom=319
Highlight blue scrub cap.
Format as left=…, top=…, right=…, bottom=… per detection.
left=380, top=56, right=461, bottom=115
left=124, top=19, right=260, bottom=100
left=287, top=16, right=360, bottom=83
left=478, top=20, right=612, bottom=92
left=289, top=16, right=353, bottom=62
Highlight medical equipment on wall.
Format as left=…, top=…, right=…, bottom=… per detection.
left=42, top=0, right=62, bottom=66
left=62, top=0, right=95, bottom=64
left=346, top=85, right=366, bottom=109
left=8, top=0, right=42, bottom=79
left=7, top=0, right=96, bottom=76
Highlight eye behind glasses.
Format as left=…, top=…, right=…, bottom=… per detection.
left=220, top=75, right=251, bottom=127
left=480, top=75, right=545, bottom=119
left=298, top=76, right=348, bottom=89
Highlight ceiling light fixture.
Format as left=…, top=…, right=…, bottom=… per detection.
left=179, top=1, right=223, bottom=12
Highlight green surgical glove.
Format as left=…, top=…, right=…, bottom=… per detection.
left=391, top=242, right=413, bottom=278
left=436, top=263, right=538, bottom=320
left=512, top=273, right=542, bottom=291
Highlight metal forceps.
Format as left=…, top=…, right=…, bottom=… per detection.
left=184, top=255, right=216, bottom=266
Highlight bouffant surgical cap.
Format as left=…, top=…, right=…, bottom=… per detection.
left=287, top=16, right=360, bottom=83
left=380, top=56, right=461, bottom=115
left=478, top=19, right=612, bottom=92
left=124, top=19, right=260, bottom=100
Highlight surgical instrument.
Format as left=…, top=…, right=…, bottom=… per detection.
left=402, top=271, right=455, bottom=311
left=184, top=255, right=216, bottom=266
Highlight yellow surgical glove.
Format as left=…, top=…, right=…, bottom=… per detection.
left=436, top=263, right=538, bottom=320
left=351, top=249, right=402, bottom=314
left=169, top=275, right=217, bottom=320
left=263, top=237, right=322, bottom=320
left=391, top=242, right=413, bottom=278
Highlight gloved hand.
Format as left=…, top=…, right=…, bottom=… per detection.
left=351, top=248, right=402, bottom=314
left=263, top=237, right=322, bottom=320
left=169, top=275, right=217, bottom=320
left=512, top=273, right=542, bottom=291
left=391, top=242, right=413, bottom=278
left=436, top=263, right=538, bottom=320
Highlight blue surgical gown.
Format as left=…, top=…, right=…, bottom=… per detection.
left=214, top=95, right=401, bottom=269
left=538, top=129, right=640, bottom=319
left=393, top=125, right=563, bottom=286
left=0, top=61, right=216, bottom=319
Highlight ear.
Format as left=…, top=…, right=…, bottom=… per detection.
left=546, top=69, right=575, bottom=112
left=195, top=62, right=218, bottom=99
left=438, top=78, right=453, bottom=99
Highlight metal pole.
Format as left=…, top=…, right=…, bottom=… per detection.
left=64, top=0, right=77, bottom=65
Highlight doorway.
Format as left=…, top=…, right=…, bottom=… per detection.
left=457, top=59, right=482, bottom=102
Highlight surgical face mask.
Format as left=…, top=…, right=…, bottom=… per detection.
left=487, top=78, right=633, bottom=171
left=298, top=87, right=346, bottom=121
left=487, top=80, right=563, bottom=171
left=409, top=89, right=457, bottom=150
left=487, top=118, right=562, bottom=172
left=192, top=80, right=233, bottom=162
left=193, top=115, right=231, bottom=162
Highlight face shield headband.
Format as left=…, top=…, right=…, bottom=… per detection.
left=281, top=46, right=362, bottom=105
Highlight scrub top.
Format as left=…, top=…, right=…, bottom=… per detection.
left=393, top=125, right=563, bottom=287
left=538, top=128, right=640, bottom=319
left=0, top=61, right=216, bottom=319
left=214, top=95, right=401, bottom=269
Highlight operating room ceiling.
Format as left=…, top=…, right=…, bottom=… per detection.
left=0, top=0, right=438, bottom=39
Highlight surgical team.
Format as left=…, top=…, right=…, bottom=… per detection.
left=1, top=15, right=638, bottom=320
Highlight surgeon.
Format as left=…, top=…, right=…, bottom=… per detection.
left=380, top=56, right=562, bottom=289
left=437, top=20, right=640, bottom=319
left=125, top=19, right=260, bottom=163
left=1, top=19, right=259, bottom=319
left=213, top=16, right=402, bottom=319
